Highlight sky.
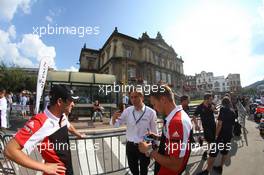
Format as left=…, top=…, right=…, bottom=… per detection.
left=0, top=0, right=263, bottom=87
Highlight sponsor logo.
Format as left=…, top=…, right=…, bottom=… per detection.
left=172, top=131, right=180, bottom=138
left=28, top=121, right=34, bottom=129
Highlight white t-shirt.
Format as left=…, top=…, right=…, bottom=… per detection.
left=261, top=96, right=264, bottom=105
left=0, top=97, right=7, bottom=128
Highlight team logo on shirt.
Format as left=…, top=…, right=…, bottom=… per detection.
left=27, top=121, right=34, bottom=129
left=172, top=131, right=180, bottom=138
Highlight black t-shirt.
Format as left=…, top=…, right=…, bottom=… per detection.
left=183, top=105, right=190, bottom=115
left=194, top=103, right=216, bottom=131
left=218, top=107, right=236, bottom=140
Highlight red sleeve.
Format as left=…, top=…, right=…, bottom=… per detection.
left=167, top=118, right=184, bottom=157
left=14, top=114, right=47, bottom=148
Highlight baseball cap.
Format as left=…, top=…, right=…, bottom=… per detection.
left=50, top=84, right=79, bottom=102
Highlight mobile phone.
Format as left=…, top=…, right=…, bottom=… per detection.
left=144, top=135, right=155, bottom=142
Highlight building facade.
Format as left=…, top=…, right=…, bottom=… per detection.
left=226, top=73, right=242, bottom=92
left=195, top=71, right=214, bottom=92
left=184, top=75, right=197, bottom=91
left=194, top=72, right=241, bottom=94
left=213, top=76, right=228, bottom=92
left=79, top=28, right=185, bottom=91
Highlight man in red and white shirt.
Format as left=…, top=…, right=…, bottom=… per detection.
left=139, top=85, right=192, bottom=175
left=4, top=85, right=82, bottom=175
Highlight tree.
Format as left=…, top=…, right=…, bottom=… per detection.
left=0, top=62, right=37, bottom=93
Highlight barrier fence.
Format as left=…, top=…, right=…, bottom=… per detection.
left=0, top=103, right=229, bottom=175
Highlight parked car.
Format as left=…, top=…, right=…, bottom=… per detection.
left=255, top=99, right=263, bottom=105
left=259, top=118, right=264, bottom=136
left=250, top=103, right=258, bottom=114
left=254, top=106, right=264, bottom=123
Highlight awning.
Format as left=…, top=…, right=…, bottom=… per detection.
left=47, top=71, right=116, bottom=85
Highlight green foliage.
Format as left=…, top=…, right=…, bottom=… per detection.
left=0, top=62, right=37, bottom=92
left=241, top=88, right=257, bottom=95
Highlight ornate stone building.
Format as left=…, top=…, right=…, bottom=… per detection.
left=226, top=73, right=242, bottom=92
left=79, top=28, right=185, bottom=91
left=196, top=71, right=214, bottom=92
left=190, top=71, right=242, bottom=95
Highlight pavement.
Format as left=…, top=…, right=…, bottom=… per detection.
left=185, top=114, right=264, bottom=175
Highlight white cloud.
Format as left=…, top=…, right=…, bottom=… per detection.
left=0, top=28, right=34, bottom=67
left=0, top=0, right=32, bottom=21
left=8, top=25, right=16, bottom=39
left=0, top=0, right=57, bottom=69
left=45, top=8, right=64, bottom=23
left=163, top=1, right=264, bottom=87
left=45, top=15, right=53, bottom=23
left=64, top=66, right=78, bottom=72
left=0, top=26, right=56, bottom=68
left=18, top=34, right=56, bottom=67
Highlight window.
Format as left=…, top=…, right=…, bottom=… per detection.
left=106, top=46, right=111, bottom=59
left=176, top=65, right=179, bottom=72
left=155, top=54, right=159, bottom=65
left=155, top=71, right=160, bottom=82
left=168, top=74, right=171, bottom=84
left=180, top=65, right=183, bottom=74
left=214, top=81, right=220, bottom=87
left=123, top=45, right=133, bottom=58
left=162, top=72, right=167, bottom=82
left=126, top=49, right=132, bottom=57
left=128, top=67, right=136, bottom=78
left=88, top=60, right=95, bottom=70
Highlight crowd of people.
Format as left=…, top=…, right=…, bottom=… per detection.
left=110, top=86, right=239, bottom=175
left=1, top=83, right=245, bottom=175
left=0, top=88, right=36, bottom=130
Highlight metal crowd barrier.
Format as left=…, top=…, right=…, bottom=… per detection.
left=0, top=132, right=131, bottom=175
left=69, top=131, right=130, bottom=175
left=0, top=104, right=214, bottom=175
left=236, top=101, right=247, bottom=129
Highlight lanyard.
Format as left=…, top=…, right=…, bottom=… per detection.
left=132, top=107, right=146, bottom=125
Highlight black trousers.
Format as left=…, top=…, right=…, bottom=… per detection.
left=126, top=141, right=150, bottom=175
